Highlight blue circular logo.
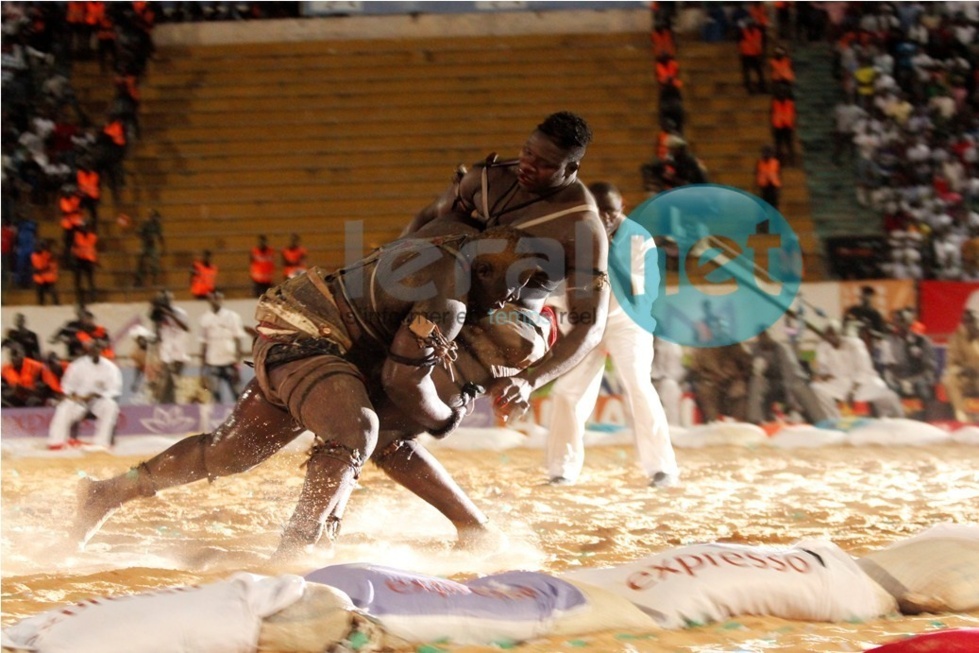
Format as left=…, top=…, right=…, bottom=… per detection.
left=611, top=184, right=802, bottom=347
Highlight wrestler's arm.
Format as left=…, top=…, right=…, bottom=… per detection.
left=402, top=165, right=480, bottom=236
left=380, top=295, right=468, bottom=434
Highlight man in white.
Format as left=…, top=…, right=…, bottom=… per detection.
left=198, top=291, right=247, bottom=403
left=545, top=182, right=679, bottom=488
left=47, top=339, right=123, bottom=450
left=810, top=320, right=902, bottom=420
left=150, top=289, right=190, bottom=404
left=651, top=337, right=686, bottom=427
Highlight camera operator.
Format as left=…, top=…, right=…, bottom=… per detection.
left=149, top=289, right=189, bottom=404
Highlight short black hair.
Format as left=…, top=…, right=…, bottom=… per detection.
left=537, top=111, right=593, bottom=160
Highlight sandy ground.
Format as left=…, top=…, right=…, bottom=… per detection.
left=3, top=438, right=979, bottom=652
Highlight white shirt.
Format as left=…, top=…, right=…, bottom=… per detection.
left=157, top=306, right=190, bottom=364
left=199, top=307, right=247, bottom=366
left=61, top=356, right=122, bottom=400
left=815, top=336, right=882, bottom=392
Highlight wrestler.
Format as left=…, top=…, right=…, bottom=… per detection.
left=72, top=228, right=532, bottom=559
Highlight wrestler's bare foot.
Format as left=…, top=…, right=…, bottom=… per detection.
left=455, top=522, right=509, bottom=554
left=71, top=476, right=122, bottom=549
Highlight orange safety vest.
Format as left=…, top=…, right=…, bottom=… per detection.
left=739, top=27, right=764, bottom=56
left=97, top=14, right=115, bottom=40
left=60, top=195, right=83, bottom=230
left=282, top=246, right=307, bottom=279
left=85, top=1, right=105, bottom=25
left=2, top=358, right=61, bottom=394
left=771, top=98, right=797, bottom=129
left=650, top=28, right=676, bottom=57
left=190, top=260, right=218, bottom=297
left=66, top=1, right=86, bottom=24
left=656, top=60, right=682, bottom=88
left=118, top=74, right=140, bottom=102
left=77, top=169, right=100, bottom=200
left=103, top=120, right=126, bottom=147
left=72, top=231, right=98, bottom=263
left=770, top=57, right=795, bottom=83
left=75, top=330, right=115, bottom=359
left=756, top=158, right=782, bottom=188
left=656, top=130, right=670, bottom=159
left=749, top=4, right=769, bottom=27
left=250, top=246, right=276, bottom=284
left=31, top=251, right=58, bottom=284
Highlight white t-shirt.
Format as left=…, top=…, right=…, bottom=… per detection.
left=157, top=306, right=190, bottom=364
left=200, top=307, right=248, bottom=367
left=61, top=356, right=123, bottom=399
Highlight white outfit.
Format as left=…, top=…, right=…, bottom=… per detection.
left=651, top=338, right=686, bottom=427
left=545, top=228, right=678, bottom=483
left=157, top=306, right=190, bottom=364
left=199, top=307, right=247, bottom=366
left=810, top=336, right=902, bottom=419
left=48, top=356, right=123, bottom=448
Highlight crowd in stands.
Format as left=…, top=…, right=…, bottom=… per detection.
left=828, top=2, right=979, bottom=281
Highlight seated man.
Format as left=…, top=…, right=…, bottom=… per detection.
left=73, top=228, right=533, bottom=559
left=47, top=338, right=122, bottom=450
left=942, top=308, right=979, bottom=422
left=688, top=342, right=753, bottom=423
left=1, top=342, right=62, bottom=408
left=810, top=321, right=902, bottom=420
left=747, top=329, right=828, bottom=424
left=883, top=308, right=937, bottom=417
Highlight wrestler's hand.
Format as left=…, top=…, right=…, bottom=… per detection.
left=489, top=376, right=532, bottom=422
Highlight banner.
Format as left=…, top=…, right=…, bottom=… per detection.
left=919, top=281, right=979, bottom=342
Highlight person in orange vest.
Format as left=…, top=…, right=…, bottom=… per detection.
left=98, top=113, right=127, bottom=202
left=770, top=85, right=797, bottom=166
left=755, top=145, right=782, bottom=211
left=58, top=184, right=84, bottom=267
left=190, top=249, right=218, bottom=299
left=2, top=342, right=63, bottom=408
left=71, top=222, right=99, bottom=305
left=650, top=19, right=676, bottom=58
left=769, top=45, right=795, bottom=90
left=65, top=1, right=89, bottom=57
left=249, top=234, right=276, bottom=297
left=738, top=19, right=766, bottom=94
left=76, top=157, right=101, bottom=232
left=31, top=239, right=60, bottom=306
left=655, top=52, right=683, bottom=91
left=281, top=233, right=308, bottom=280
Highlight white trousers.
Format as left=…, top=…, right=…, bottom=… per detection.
left=47, top=397, right=120, bottom=447
left=545, top=318, right=678, bottom=482
left=652, top=377, right=683, bottom=426
left=810, top=376, right=903, bottom=419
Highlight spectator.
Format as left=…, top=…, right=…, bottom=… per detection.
left=281, top=233, right=307, bottom=280
left=58, top=184, right=83, bottom=265
left=770, top=84, right=797, bottom=165
left=30, top=238, right=60, bottom=306
left=882, top=308, right=937, bottom=419
left=149, top=289, right=189, bottom=404
left=249, top=234, right=275, bottom=297
left=843, top=285, right=887, bottom=336
left=746, top=329, right=828, bottom=424
left=688, top=343, right=753, bottom=423
left=831, top=98, right=866, bottom=164
left=738, top=18, right=766, bottom=94
left=942, top=308, right=979, bottom=423
left=189, top=249, right=217, bottom=299
left=2, top=342, right=61, bottom=408
left=198, top=291, right=246, bottom=403
left=46, top=338, right=122, bottom=451
left=50, top=305, right=88, bottom=360
left=755, top=145, right=782, bottom=210
left=650, top=18, right=676, bottom=58
left=126, top=325, right=154, bottom=395
left=655, top=52, right=682, bottom=93
left=1, top=215, right=14, bottom=291
left=2, top=312, right=41, bottom=360
left=71, top=221, right=98, bottom=305
left=134, top=209, right=164, bottom=287
left=810, top=320, right=903, bottom=420
left=13, top=217, right=37, bottom=289
left=95, top=112, right=126, bottom=202
left=769, top=44, right=796, bottom=88
left=75, top=156, right=101, bottom=232
left=651, top=336, right=686, bottom=427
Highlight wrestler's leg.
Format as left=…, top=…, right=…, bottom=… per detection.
left=274, top=368, right=378, bottom=558
left=73, top=380, right=303, bottom=546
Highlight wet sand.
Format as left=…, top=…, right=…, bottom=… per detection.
left=3, top=440, right=979, bottom=651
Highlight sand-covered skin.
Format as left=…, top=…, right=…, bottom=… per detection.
left=3, top=441, right=979, bottom=652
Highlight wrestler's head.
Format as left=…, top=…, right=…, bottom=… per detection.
left=588, top=181, right=625, bottom=237
left=467, top=227, right=534, bottom=311
left=518, top=112, right=592, bottom=193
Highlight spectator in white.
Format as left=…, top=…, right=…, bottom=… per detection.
left=651, top=337, right=686, bottom=427
left=198, top=291, right=247, bottom=403
left=149, top=289, right=190, bottom=404
left=545, top=182, right=679, bottom=488
left=47, top=338, right=122, bottom=451
left=810, top=321, right=902, bottom=420
left=831, top=98, right=866, bottom=163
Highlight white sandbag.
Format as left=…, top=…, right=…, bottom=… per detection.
left=766, top=424, right=848, bottom=449
left=847, top=418, right=951, bottom=447
left=1, top=573, right=305, bottom=653
left=858, top=523, right=979, bottom=613
left=560, top=540, right=897, bottom=629
left=671, top=422, right=768, bottom=449
left=304, top=563, right=655, bottom=646
left=952, top=425, right=979, bottom=445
